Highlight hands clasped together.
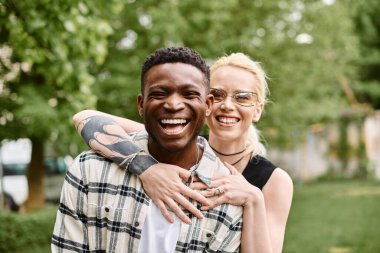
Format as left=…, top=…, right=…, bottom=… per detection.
left=139, top=162, right=257, bottom=224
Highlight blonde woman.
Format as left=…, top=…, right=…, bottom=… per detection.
left=73, top=53, right=293, bottom=253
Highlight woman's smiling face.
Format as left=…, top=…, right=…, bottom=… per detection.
left=206, top=65, right=263, bottom=141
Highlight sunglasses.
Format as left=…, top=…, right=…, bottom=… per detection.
left=210, top=88, right=258, bottom=107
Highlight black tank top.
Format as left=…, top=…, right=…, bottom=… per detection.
left=202, top=135, right=276, bottom=190
left=242, top=155, right=277, bottom=190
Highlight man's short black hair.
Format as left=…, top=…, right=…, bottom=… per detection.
left=141, top=47, right=210, bottom=93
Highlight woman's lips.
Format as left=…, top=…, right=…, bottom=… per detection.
left=216, top=116, right=239, bottom=126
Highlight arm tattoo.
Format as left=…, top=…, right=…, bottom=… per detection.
left=79, top=115, right=157, bottom=175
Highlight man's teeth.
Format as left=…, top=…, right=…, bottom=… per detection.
left=161, top=119, right=187, bottom=124
left=160, top=119, right=187, bottom=134
left=218, top=117, right=238, bottom=124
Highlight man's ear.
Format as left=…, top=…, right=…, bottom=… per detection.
left=252, top=103, right=264, bottom=122
left=206, top=94, right=214, bottom=116
left=137, top=94, right=144, bottom=117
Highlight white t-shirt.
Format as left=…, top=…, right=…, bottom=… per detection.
left=138, top=201, right=181, bottom=253
left=138, top=150, right=201, bottom=253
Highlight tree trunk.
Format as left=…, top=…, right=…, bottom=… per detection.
left=24, top=138, right=45, bottom=212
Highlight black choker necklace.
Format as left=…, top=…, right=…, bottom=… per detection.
left=210, top=145, right=246, bottom=156
left=231, top=156, right=245, bottom=166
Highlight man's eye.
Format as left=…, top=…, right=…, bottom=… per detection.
left=149, top=92, right=166, bottom=98
left=184, top=92, right=200, bottom=98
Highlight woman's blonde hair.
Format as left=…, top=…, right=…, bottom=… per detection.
left=211, top=53, right=269, bottom=157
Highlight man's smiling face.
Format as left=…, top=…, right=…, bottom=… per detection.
left=138, top=62, right=212, bottom=154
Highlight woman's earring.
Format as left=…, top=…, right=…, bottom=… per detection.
left=206, top=110, right=211, bottom=116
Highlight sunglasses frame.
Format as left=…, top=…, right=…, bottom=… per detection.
left=210, top=88, right=258, bottom=107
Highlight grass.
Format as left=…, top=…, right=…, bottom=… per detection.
left=283, top=179, right=380, bottom=253
left=3, top=180, right=379, bottom=253
left=17, top=246, right=51, bottom=253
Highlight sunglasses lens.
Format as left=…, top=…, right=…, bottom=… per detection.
left=235, top=92, right=257, bottom=106
left=210, top=89, right=226, bottom=102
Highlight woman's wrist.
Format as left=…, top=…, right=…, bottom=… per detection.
left=244, top=186, right=264, bottom=207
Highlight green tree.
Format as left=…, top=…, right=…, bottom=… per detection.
left=259, top=1, right=359, bottom=139
left=0, top=0, right=123, bottom=211
left=351, top=0, right=380, bottom=109
left=95, top=0, right=359, bottom=145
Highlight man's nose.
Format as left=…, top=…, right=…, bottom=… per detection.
left=163, top=94, right=185, bottom=111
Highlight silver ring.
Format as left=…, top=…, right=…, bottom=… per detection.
left=215, top=187, right=224, bottom=195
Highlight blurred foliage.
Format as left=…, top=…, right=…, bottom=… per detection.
left=350, top=0, right=380, bottom=109
left=0, top=206, right=57, bottom=252
left=0, top=0, right=123, bottom=154
left=0, top=0, right=124, bottom=210
left=337, top=117, right=350, bottom=171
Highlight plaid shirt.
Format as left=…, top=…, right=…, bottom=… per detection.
left=52, top=131, right=243, bottom=253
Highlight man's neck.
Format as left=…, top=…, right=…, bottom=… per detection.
left=147, top=140, right=201, bottom=170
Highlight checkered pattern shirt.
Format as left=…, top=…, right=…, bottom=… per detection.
left=52, top=131, right=243, bottom=253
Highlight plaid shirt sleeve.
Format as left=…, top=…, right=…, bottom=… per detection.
left=51, top=154, right=90, bottom=252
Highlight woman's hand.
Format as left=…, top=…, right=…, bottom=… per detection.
left=139, top=164, right=212, bottom=224
left=193, top=162, right=262, bottom=210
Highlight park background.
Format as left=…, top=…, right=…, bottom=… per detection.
left=0, top=0, right=379, bottom=252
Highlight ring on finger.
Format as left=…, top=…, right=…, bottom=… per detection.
left=215, top=187, right=224, bottom=196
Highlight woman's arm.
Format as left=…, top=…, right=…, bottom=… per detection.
left=72, top=110, right=211, bottom=224
left=261, top=169, right=293, bottom=253
left=198, top=163, right=293, bottom=253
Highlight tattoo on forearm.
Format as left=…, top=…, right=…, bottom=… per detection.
left=81, top=116, right=140, bottom=160
left=80, top=116, right=126, bottom=144
left=79, top=115, right=158, bottom=175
